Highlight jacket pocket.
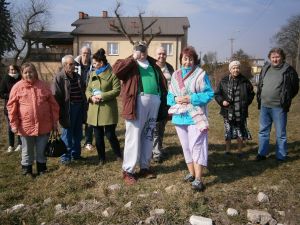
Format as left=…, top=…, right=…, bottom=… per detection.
left=122, top=94, right=134, bottom=116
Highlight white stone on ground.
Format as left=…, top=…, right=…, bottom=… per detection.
left=226, top=208, right=238, bottom=216
left=257, top=192, right=269, bottom=203
left=247, top=209, right=274, bottom=225
left=150, top=208, right=165, bottom=216
left=189, top=215, right=213, bottom=225
left=124, top=201, right=132, bottom=208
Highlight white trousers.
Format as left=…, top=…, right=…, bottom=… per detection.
left=122, top=94, right=161, bottom=173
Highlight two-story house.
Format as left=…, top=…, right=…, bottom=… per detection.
left=24, top=11, right=190, bottom=79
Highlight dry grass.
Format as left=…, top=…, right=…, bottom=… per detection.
left=0, top=93, right=299, bottom=225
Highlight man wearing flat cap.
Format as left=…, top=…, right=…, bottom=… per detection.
left=112, top=41, right=168, bottom=185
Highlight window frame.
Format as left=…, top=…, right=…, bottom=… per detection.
left=161, top=43, right=173, bottom=56
left=107, top=42, right=119, bottom=56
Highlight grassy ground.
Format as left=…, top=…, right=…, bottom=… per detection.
left=0, top=93, right=299, bottom=225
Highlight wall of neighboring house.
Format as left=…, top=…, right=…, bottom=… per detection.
left=32, top=62, right=62, bottom=83
left=73, top=35, right=184, bottom=70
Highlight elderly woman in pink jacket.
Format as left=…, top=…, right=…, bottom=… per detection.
left=7, top=63, right=59, bottom=176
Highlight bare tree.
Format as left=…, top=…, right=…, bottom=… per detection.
left=9, top=0, right=51, bottom=65
left=231, top=49, right=250, bottom=61
left=272, top=14, right=300, bottom=68
left=204, top=51, right=217, bottom=65
left=109, top=2, right=161, bottom=46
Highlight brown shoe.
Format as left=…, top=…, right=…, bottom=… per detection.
left=123, top=171, right=137, bottom=185
left=138, top=168, right=156, bottom=179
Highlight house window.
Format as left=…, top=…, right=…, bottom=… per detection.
left=107, top=42, right=119, bottom=55
left=161, top=43, right=173, bottom=56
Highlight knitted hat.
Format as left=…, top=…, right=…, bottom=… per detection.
left=133, top=41, right=148, bottom=53
left=229, top=60, right=241, bottom=71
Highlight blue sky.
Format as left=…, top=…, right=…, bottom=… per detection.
left=9, top=0, right=300, bottom=61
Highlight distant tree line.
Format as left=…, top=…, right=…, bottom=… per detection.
left=272, top=14, right=300, bottom=72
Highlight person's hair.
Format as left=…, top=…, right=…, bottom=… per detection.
left=61, top=55, right=74, bottom=65
left=179, top=46, right=198, bottom=65
left=268, top=47, right=286, bottom=62
left=80, top=46, right=91, bottom=55
left=156, top=46, right=166, bottom=54
left=20, top=62, right=38, bottom=78
left=93, top=48, right=108, bottom=65
left=7, top=64, right=20, bottom=74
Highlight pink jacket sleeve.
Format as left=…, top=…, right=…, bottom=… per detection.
left=6, top=85, right=20, bottom=132
left=49, top=93, right=60, bottom=128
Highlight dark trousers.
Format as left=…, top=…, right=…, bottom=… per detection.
left=5, top=114, right=21, bottom=147
left=84, top=123, right=94, bottom=145
left=93, top=124, right=122, bottom=161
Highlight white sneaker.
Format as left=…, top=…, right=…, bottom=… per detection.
left=85, top=144, right=93, bottom=151
left=7, top=146, right=13, bottom=153
left=15, top=145, right=22, bottom=152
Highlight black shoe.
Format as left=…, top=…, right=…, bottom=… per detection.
left=22, top=165, right=33, bottom=176
left=153, top=157, right=162, bottom=163
left=183, top=173, right=195, bottom=182
left=98, top=159, right=106, bottom=166
left=116, top=156, right=123, bottom=162
left=276, top=158, right=286, bottom=163
left=138, top=168, right=157, bottom=179
left=37, top=162, right=47, bottom=176
left=256, top=154, right=266, bottom=161
left=237, top=153, right=245, bottom=158
left=192, top=179, right=205, bottom=192
left=72, top=156, right=87, bottom=161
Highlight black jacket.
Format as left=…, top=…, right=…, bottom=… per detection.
left=0, top=74, right=21, bottom=115
left=257, top=62, right=299, bottom=112
left=215, top=74, right=255, bottom=120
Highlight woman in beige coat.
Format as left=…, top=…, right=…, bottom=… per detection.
left=86, top=48, right=121, bottom=165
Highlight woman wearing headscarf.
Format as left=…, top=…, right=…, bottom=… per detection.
left=215, top=61, right=255, bottom=157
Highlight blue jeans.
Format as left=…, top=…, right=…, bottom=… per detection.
left=61, top=103, right=84, bottom=162
left=258, top=106, right=287, bottom=160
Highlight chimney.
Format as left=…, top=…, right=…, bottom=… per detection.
left=79, top=11, right=85, bottom=19
left=102, top=11, right=108, bottom=18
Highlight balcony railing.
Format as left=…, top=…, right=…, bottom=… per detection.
left=28, top=48, right=73, bottom=62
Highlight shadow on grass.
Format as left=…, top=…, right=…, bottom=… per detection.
left=152, top=140, right=300, bottom=187
left=205, top=141, right=300, bottom=187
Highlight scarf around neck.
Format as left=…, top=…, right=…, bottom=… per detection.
left=168, top=66, right=209, bottom=131
left=96, top=64, right=110, bottom=75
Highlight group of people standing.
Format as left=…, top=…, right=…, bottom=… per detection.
left=0, top=44, right=298, bottom=191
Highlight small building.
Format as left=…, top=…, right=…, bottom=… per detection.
left=250, top=58, right=265, bottom=85
left=23, top=31, right=73, bottom=81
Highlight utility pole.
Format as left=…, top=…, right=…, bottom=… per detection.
left=229, top=38, right=235, bottom=59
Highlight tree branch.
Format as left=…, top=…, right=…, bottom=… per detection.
left=112, top=2, right=135, bottom=45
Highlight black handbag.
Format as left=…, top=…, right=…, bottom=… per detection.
left=45, top=130, right=67, bottom=157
